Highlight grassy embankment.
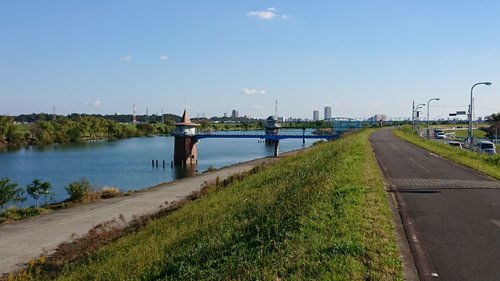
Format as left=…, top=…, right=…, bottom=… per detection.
left=18, top=129, right=402, bottom=280
left=394, top=128, right=500, bottom=180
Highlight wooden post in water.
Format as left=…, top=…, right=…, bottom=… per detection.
left=163, top=160, right=165, bottom=168
left=274, top=141, right=279, bottom=157
left=152, top=160, right=154, bottom=167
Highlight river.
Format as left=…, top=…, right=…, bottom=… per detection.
left=0, top=130, right=317, bottom=206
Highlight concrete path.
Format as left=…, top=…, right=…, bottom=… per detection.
left=0, top=156, right=280, bottom=274
left=371, top=129, right=500, bottom=281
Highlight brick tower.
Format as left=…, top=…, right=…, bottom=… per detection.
left=173, top=109, right=199, bottom=165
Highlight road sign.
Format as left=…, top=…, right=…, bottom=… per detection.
left=456, top=111, right=466, bottom=115
left=449, top=113, right=457, bottom=116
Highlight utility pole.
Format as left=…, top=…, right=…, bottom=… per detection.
left=412, top=101, right=415, bottom=133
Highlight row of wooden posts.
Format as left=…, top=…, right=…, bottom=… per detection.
left=152, top=159, right=172, bottom=168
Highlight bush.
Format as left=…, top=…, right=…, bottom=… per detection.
left=65, top=178, right=91, bottom=202
left=100, top=186, right=122, bottom=199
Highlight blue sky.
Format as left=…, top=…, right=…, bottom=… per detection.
left=1, top=1, right=500, bottom=120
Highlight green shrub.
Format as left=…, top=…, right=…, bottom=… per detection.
left=65, top=178, right=91, bottom=202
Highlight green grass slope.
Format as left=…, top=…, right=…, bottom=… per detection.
left=34, top=129, right=402, bottom=280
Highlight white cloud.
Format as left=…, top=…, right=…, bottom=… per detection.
left=84, top=100, right=102, bottom=107
left=246, top=7, right=291, bottom=20
left=241, top=88, right=266, bottom=95
left=247, top=10, right=276, bottom=19
left=119, top=56, right=132, bottom=61
left=160, top=55, right=169, bottom=61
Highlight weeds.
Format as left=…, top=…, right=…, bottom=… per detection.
left=5, top=130, right=402, bottom=280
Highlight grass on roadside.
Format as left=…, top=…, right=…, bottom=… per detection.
left=12, top=129, right=402, bottom=280
left=394, top=127, right=500, bottom=180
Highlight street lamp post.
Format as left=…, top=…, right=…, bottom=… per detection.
left=426, top=98, right=440, bottom=140
left=414, top=103, right=425, bottom=135
left=468, top=82, right=492, bottom=148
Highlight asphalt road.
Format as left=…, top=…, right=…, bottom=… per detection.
left=371, top=129, right=500, bottom=281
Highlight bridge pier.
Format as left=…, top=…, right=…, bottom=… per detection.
left=273, top=141, right=279, bottom=157
left=174, top=136, right=198, bottom=165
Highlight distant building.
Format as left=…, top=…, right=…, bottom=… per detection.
left=324, top=106, right=332, bottom=120
left=223, top=112, right=228, bottom=118
left=231, top=109, right=239, bottom=118
left=313, top=110, right=320, bottom=121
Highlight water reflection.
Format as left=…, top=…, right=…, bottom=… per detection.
left=172, top=165, right=197, bottom=179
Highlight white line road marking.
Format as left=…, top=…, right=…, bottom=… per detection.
left=389, top=143, right=399, bottom=150
left=491, top=219, right=500, bottom=228
left=430, top=153, right=439, bottom=158
left=408, top=158, right=431, bottom=173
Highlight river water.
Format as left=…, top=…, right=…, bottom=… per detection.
left=0, top=130, right=316, bottom=206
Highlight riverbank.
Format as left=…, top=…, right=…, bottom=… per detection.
left=0, top=147, right=303, bottom=275
left=5, top=129, right=403, bottom=280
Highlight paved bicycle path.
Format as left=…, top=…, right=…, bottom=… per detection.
left=371, top=129, right=500, bottom=281
left=0, top=156, right=280, bottom=274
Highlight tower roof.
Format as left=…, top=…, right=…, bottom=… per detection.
left=175, top=109, right=200, bottom=126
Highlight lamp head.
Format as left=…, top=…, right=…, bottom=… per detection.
left=485, top=82, right=492, bottom=86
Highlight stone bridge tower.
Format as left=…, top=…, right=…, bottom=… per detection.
left=174, top=109, right=199, bottom=165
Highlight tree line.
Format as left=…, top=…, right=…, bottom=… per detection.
left=0, top=114, right=178, bottom=148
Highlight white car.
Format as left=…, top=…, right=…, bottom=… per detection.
left=436, top=132, right=446, bottom=139
left=477, top=141, right=496, bottom=154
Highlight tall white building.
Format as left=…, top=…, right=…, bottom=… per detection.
left=313, top=110, right=320, bottom=121
left=324, top=106, right=332, bottom=120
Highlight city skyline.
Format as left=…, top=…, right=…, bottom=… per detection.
left=1, top=1, right=500, bottom=120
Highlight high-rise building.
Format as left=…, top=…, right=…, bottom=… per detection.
left=324, top=106, right=332, bottom=120
left=313, top=110, right=320, bottom=121
left=231, top=109, right=239, bottom=118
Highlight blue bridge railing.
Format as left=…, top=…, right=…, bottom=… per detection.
left=195, top=133, right=339, bottom=141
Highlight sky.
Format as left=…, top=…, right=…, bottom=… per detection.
left=1, top=1, right=500, bottom=120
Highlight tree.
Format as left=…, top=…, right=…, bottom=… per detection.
left=26, top=179, right=52, bottom=208
left=484, top=113, right=500, bottom=139
left=0, top=177, right=25, bottom=208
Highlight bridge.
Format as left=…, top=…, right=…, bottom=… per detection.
left=195, top=133, right=338, bottom=141
left=195, top=133, right=339, bottom=157
left=173, top=109, right=344, bottom=165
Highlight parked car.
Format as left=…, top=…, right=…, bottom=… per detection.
left=446, top=141, right=462, bottom=148
left=477, top=140, right=496, bottom=154
left=434, top=128, right=444, bottom=137
left=436, top=132, right=446, bottom=139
